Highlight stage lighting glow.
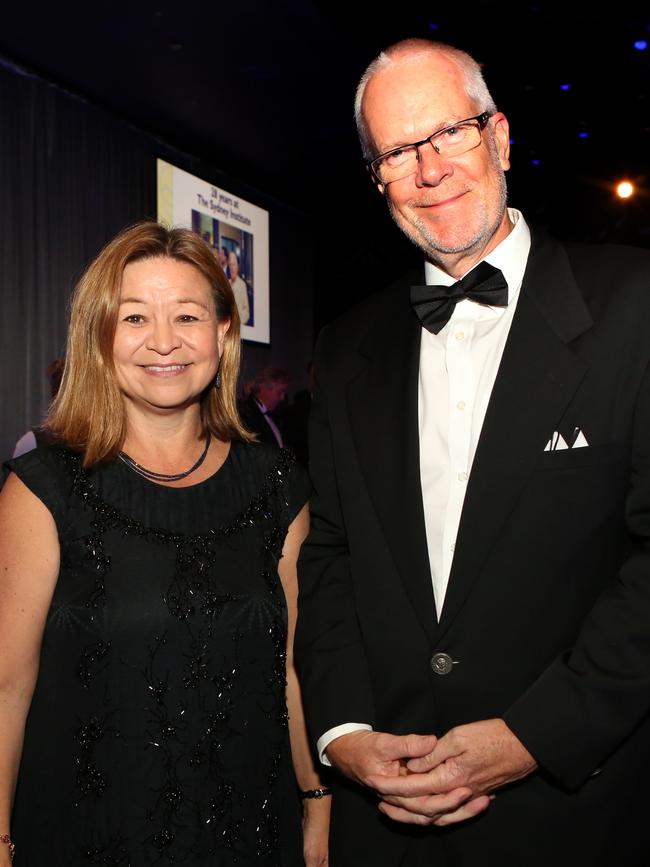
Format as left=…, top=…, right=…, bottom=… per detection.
left=579, top=132, right=589, bottom=139
left=634, top=40, right=647, bottom=50
left=616, top=181, right=635, bottom=199
left=560, top=83, right=571, bottom=91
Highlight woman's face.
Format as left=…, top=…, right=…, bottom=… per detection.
left=113, top=256, right=229, bottom=418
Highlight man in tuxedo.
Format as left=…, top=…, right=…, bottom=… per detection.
left=238, top=366, right=289, bottom=447
left=295, top=38, right=650, bottom=867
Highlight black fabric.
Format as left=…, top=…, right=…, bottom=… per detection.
left=31, top=427, right=56, bottom=449
left=284, top=390, right=312, bottom=468
left=6, top=441, right=310, bottom=866
left=296, top=232, right=650, bottom=866
left=239, top=395, right=285, bottom=446
left=410, top=261, right=508, bottom=333
left=0, top=57, right=155, bottom=463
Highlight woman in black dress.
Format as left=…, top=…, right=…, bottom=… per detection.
left=0, top=223, right=329, bottom=866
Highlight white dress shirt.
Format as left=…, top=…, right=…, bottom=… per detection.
left=419, top=208, right=531, bottom=612
left=317, top=209, right=532, bottom=763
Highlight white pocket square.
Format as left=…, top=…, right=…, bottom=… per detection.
left=544, top=433, right=567, bottom=451
left=544, top=429, right=589, bottom=451
left=572, top=430, right=589, bottom=448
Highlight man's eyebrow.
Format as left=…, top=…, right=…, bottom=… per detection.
left=383, top=118, right=460, bottom=151
left=389, top=117, right=466, bottom=150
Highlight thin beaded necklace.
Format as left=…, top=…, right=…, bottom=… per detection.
left=118, top=433, right=211, bottom=482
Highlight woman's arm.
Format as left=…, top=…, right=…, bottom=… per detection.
left=0, top=473, right=60, bottom=865
left=278, top=503, right=329, bottom=867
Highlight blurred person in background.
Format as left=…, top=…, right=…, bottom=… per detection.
left=239, top=366, right=290, bottom=448
left=12, top=358, right=65, bottom=457
left=227, top=250, right=250, bottom=326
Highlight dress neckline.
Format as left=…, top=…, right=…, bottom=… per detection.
left=113, top=440, right=233, bottom=492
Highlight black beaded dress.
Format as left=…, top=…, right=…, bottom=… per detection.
left=5, top=441, right=310, bottom=867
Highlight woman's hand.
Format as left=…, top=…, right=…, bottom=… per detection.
left=302, top=796, right=330, bottom=867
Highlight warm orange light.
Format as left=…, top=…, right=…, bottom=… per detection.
left=616, top=181, right=635, bottom=199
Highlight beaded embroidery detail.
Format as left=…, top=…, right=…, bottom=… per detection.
left=49, top=446, right=299, bottom=864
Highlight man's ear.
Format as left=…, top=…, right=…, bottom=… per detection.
left=491, top=112, right=511, bottom=172
left=367, top=165, right=386, bottom=196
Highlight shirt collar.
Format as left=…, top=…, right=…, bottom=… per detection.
left=423, top=208, right=531, bottom=305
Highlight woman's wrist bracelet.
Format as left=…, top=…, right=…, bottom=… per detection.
left=0, top=835, right=14, bottom=862
left=300, top=787, right=332, bottom=800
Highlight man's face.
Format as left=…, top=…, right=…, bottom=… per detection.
left=260, top=380, right=287, bottom=411
left=228, top=253, right=239, bottom=280
left=362, top=52, right=511, bottom=273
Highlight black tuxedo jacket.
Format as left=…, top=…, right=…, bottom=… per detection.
left=238, top=394, right=281, bottom=446
left=296, top=231, right=650, bottom=867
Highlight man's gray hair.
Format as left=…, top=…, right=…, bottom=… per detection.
left=354, top=39, right=498, bottom=160
left=251, top=366, right=290, bottom=395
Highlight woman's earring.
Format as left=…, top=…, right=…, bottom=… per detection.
left=214, top=369, right=222, bottom=389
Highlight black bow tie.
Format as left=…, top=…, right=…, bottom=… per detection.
left=410, top=261, right=509, bottom=334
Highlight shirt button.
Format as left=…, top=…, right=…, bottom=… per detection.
left=457, top=401, right=466, bottom=411
left=455, top=331, right=465, bottom=341
left=458, top=471, right=468, bottom=482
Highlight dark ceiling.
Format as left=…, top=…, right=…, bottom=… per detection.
left=2, top=1, right=650, bottom=323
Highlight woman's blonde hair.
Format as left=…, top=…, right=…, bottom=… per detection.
left=46, top=220, right=253, bottom=466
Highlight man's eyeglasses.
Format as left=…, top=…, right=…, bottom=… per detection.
left=367, top=112, right=492, bottom=185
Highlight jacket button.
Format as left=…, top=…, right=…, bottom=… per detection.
left=431, top=652, right=454, bottom=675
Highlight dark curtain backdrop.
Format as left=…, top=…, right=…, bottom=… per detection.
left=0, top=58, right=314, bottom=462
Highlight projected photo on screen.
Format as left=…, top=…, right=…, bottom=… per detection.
left=192, top=210, right=255, bottom=328
left=157, top=159, right=270, bottom=344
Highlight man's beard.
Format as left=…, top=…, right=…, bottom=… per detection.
left=387, top=150, right=509, bottom=265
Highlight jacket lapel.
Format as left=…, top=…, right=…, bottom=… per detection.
left=436, top=232, right=594, bottom=637
left=347, top=281, right=439, bottom=642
